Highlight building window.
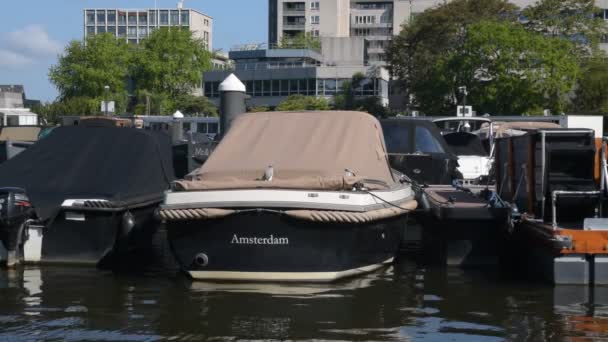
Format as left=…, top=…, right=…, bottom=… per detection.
left=139, top=26, right=148, bottom=37
left=170, top=10, right=180, bottom=25
left=86, top=26, right=95, bottom=35
left=263, top=80, right=271, bottom=96
left=107, top=26, right=116, bottom=36
left=139, top=12, right=148, bottom=25
left=208, top=122, right=218, bottom=134
left=280, top=80, right=289, bottom=96
left=97, top=26, right=106, bottom=34
left=311, top=15, right=319, bottom=24
left=96, top=11, right=106, bottom=24
left=117, top=26, right=127, bottom=37
left=128, top=12, right=137, bottom=25
left=298, top=79, right=308, bottom=95
left=160, top=10, right=169, bottom=25
left=128, top=26, right=137, bottom=38
left=128, top=39, right=138, bottom=45
left=325, top=79, right=337, bottom=95
left=149, top=10, right=157, bottom=25
left=106, top=11, right=116, bottom=25
left=317, top=79, right=325, bottom=95
left=311, top=30, right=319, bottom=37
left=245, top=81, right=254, bottom=96
left=181, top=10, right=190, bottom=25
left=86, top=10, right=95, bottom=25
left=204, top=18, right=209, bottom=26
left=118, top=11, right=127, bottom=25
left=272, top=80, right=281, bottom=96
left=311, top=1, right=319, bottom=10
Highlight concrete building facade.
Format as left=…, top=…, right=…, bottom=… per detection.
left=84, top=5, right=213, bottom=50
left=203, top=38, right=389, bottom=109
left=0, top=85, right=25, bottom=109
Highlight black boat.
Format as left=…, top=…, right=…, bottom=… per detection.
left=159, top=111, right=417, bottom=282
left=0, top=125, right=175, bottom=268
left=380, top=117, right=510, bottom=266
left=380, top=118, right=458, bottom=185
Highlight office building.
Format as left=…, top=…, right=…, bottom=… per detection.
left=84, top=4, right=213, bottom=50
left=203, top=37, right=389, bottom=109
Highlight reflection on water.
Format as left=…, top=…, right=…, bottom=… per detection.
left=1, top=262, right=608, bottom=341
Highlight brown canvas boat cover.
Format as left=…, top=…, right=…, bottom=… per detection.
left=0, top=127, right=41, bottom=141
left=493, top=121, right=560, bottom=138
left=174, top=111, right=396, bottom=191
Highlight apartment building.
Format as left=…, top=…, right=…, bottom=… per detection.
left=84, top=5, right=213, bottom=50
left=270, top=0, right=608, bottom=64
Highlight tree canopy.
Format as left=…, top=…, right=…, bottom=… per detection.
left=387, top=0, right=600, bottom=115
left=47, top=28, right=215, bottom=116
left=132, top=28, right=211, bottom=99
left=276, top=95, right=330, bottom=111
left=49, top=33, right=131, bottom=103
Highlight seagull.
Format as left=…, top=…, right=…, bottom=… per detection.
left=262, top=165, right=274, bottom=181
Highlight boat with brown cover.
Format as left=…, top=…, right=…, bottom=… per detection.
left=159, top=111, right=417, bottom=282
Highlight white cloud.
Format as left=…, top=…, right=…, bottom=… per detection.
left=0, top=25, right=62, bottom=69
left=6, top=25, right=62, bottom=57
left=0, top=49, right=34, bottom=68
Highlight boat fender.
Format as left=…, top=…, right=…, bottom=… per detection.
left=194, top=253, right=209, bottom=267
left=120, top=212, right=135, bottom=238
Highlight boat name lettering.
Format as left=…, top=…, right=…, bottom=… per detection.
left=230, top=234, right=289, bottom=245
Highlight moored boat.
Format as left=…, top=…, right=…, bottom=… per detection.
left=496, top=116, right=608, bottom=284
left=159, top=111, right=417, bottom=282
left=0, top=124, right=175, bottom=268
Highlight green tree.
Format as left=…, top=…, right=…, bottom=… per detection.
left=133, top=28, right=211, bottom=100
left=452, top=21, right=579, bottom=114
left=333, top=72, right=389, bottom=117
left=276, top=95, right=330, bottom=111
left=175, top=94, right=218, bottom=117
left=522, top=0, right=607, bottom=54
left=278, top=32, right=321, bottom=50
left=386, top=0, right=519, bottom=114
left=32, top=97, right=100, bottom=124
left=572, top=57, right=608, bottom=114
left=49, top=33, right=131, bottom=102
left=247, top=105, right=270, bottom=113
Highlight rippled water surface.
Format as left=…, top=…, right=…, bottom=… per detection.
left=2, top=261, right=608, bottom=341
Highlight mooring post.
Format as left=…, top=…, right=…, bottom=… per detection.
left=219, top=73, right=247, bottom=137
left=172, top=110, right=185, bottom=144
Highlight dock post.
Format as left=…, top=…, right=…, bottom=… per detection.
left=219, top=73, right=247, bottom=137
left=172, top=110, right=185, bottom=144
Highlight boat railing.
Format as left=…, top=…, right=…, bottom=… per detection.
left=551, top=190, right=601, bottom=230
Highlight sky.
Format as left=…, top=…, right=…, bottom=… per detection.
left=0, top=0, right=268, bottom=102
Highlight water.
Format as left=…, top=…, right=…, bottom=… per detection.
left=1, top=261, right=608, bottom=341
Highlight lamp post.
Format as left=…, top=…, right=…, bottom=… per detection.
left=104, top=85, right=110, bottom=116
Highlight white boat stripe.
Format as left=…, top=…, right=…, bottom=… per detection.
left=188, top=257, right=394, bottom=282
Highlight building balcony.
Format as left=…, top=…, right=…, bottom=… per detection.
left=351, top=22, right=392, bottom=29
left=283, top=9, right=306, bottom=16
left=283, top=23, right=305, bottom=30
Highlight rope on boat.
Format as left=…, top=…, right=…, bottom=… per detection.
left=159, top=208, right=236, bottom=221
left=158, top=200, right=417, bottom=223
left=284, top=200, right=417, bottom=224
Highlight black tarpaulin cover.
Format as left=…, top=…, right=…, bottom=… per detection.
left=443, top=132, right=488, bottom=156
left=0, top=126, right=175, bottom=220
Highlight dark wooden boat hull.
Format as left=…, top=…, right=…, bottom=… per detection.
left=167, top=211, right=406, bottom=282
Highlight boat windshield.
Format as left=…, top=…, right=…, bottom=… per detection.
left=415, top=126, right=445, bottom=153
left=382, top=123, right=410, bottom=153
left=443, top=132, right=488, bottom=156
